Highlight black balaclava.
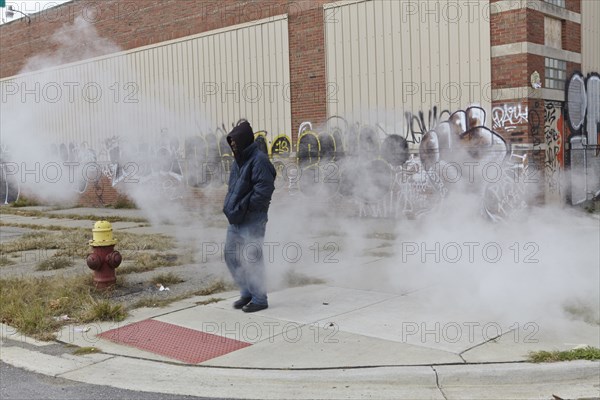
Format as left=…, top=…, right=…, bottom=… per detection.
left=227, top=121, right=254, bottom=165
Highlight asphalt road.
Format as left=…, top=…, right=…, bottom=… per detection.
left=0, top=361, right=236, bottom=400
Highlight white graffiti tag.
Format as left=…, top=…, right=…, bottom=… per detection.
left=492, top=104, right=529, bottom=131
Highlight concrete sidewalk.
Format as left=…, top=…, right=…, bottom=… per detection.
left=2, top=283, right=599, bottom=399
left=1, top=207, right=599, bottom=399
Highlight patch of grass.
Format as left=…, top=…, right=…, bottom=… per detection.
left=0, top=256, right=16, bottom=266
left=1, top=209, right=45, bottom=218
left=119, top=252, right=180, bottom=275
left=1, top=230, right=92, bottom=259
left=564, top=300, right=600, bottom=326
left=59, top=214, right=148, bottom=224
left=0, top=273, right=128, bottom=340
left=118, top=264, right=155, bottom=275
left=362, top=250, right=394, bottom=258
left=149, top=272, right=184, bottom=286
left=193, top=279, right=236, bottom=296
left=285, top=270, right=326, bottom=287
left=35, top=255, right=75, bottom=271
left=364, top=232, right=396, bottom=241
left=1, top=231, right=64, bottom=254
left=195, top=297, right=224, bottom=306
left=312, top=230, right=347, bottom=238
left=131, top=293, right=226, bottom=309
left=114, top=232, right=175, bottom=252
left=112, top=194, right=138, bottom=209
left=130, top=293, right=190, bottom=309
left=81, top=300, right=126, bottom=323
left=581, top=198, right=600, bottom=214
left=0, top=228, right=175, bottom=263
left=0, top=207, right=148, bottom=223
left=73, top=346, right=101, bottom=355
left=10, top=196, right=41, bottom=208
left=527, top=346, right=600, bottom=363
left=176, top=249, right=195, bottom=265
left=0, top=222, right=73, bottom=231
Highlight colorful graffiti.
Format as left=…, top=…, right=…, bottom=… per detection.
left=1, top=108, right=533, bottom=219
left=290, top=106, right=529, bottom=221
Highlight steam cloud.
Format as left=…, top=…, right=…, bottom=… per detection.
left=1, top=18, right=598, bottom=336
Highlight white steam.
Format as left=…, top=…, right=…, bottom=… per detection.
left=2, top=18, right=597, bottom=334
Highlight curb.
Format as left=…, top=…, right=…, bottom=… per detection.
left=2, top=323, right=599, bottom=400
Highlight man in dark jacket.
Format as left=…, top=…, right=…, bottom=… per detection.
left=223, top=121, right=276, bottom=312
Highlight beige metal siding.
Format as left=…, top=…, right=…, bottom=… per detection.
left=325, top=0, right=492, bottom=129
left=582, top=0, right=600, bottom=74
left=0, top=15, right=291, bottom=149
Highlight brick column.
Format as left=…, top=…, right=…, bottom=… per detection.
left=490, top=0, right=582, bottom=203
left=288, top=3, right=327, bottom=146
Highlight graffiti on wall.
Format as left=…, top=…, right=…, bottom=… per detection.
left=565, top=71, right=600, bottom=203
left=2, top=108, right=533, bottom=220
left=292, top=106, right=530, bottom=222
left=566, top=72, right=600, bottom=146
left=0, top=144, right=20, bottom=204
left=544, top=102, right=564, bottom=202
left=33, top=121, right=294, bottom=205
left=587, top=74, right=600, bottom=148
left=492, top=104, right=529, bottom=132
left=403, top=106, right=451, bottom=144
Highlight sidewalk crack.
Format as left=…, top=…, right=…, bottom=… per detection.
left=458, top=327, right=516, bottom=359
left=431, top=366, right=449, bottom=400
left=55, top=355, right=116, bottom=379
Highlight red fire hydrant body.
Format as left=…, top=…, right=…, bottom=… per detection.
left=86, top=221, right=122, bottom=289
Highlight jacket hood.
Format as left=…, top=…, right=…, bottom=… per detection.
left=227, top=121, right=254, bottom=164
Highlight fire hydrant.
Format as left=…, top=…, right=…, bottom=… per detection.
left=86, top=221, right=122, bottom=289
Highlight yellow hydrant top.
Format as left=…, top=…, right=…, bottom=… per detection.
left=89, top=220, right=117, bottom=246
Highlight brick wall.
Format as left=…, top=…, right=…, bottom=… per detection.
left=491, top=54, right=529, bottom=89
left=562, top=20, right=582, bottom=53
left=78, top=176, right=120, bottom=207
left=287, top=4, right=327, bottom=144
left=529, top=53, right=546, bottom=87
left=490, top=9, right=527, bottom=46
left=0, top=0, right=329, bottom=139
left=1, top=0, right=329, bottom=207
left=526, top=9, right=545, bottom=45
left=565, top=0, right=581, bottom=13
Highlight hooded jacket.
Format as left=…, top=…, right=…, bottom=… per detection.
left=223, top=122, right=276, bottom=225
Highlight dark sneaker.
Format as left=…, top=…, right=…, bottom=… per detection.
left=233, top=297, right=252, bottom=309
left=242, top=302, right=268, bottom=313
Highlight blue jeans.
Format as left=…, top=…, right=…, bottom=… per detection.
left=224, top=212, right=268, bottom=306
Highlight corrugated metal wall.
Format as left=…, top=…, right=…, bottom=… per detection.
left=582, top=0, right=600, bottom=74
left=324, top=0, right=492, bottom=129
left=0, top=15, right=291, bottom=150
